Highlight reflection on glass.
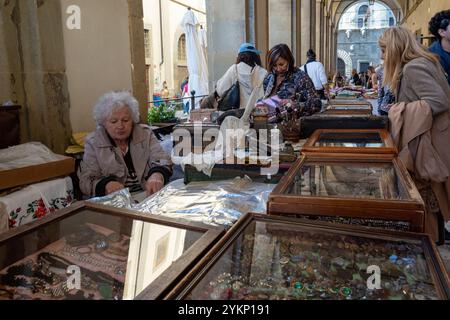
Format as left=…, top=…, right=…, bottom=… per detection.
left=0, top=211, right=202, bottom=300
left=314, top=132, right=385, bottom=148
left=284, top=163, right=409, bottom=200
left=186, top=221, right=439, bottom=300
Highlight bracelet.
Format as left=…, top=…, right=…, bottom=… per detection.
left=76, top=246, right=93, bottom=254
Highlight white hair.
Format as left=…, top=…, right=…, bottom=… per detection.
left=93, top=91, right=140, bottom=127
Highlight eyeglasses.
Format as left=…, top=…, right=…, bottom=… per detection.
left=440, top=19, right=450, bottom=30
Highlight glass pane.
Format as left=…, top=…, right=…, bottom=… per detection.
left=284, top=162, right=409, bottom=200
left=314, top=132, right=385, bottom=148
left=185, top=220, right=439, bottom=300
left=0, top=210, right=202, bottom=300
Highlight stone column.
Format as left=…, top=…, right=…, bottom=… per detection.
left=268, top=0, right=292, bottom=50
left=128, top=0, right=147, bottom=123
left=0, top=0, right=72, bottom=153
left=314, top=0, right=323, bottom=61
left=206, top=0, right=246, bottom=88
left=300, top=0, right=312, bottom=65
left=254, top=0, right=269, bottom=67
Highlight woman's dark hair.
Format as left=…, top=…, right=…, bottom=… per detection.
left=367, top=66, right=375, bottom=73
left=429, top=10, right=450, bottom=40
left=267, top=44, right=295, bottom=75
left=236, top=52, right=262, bottom=67
left=307, top=49, right=316, bottom=60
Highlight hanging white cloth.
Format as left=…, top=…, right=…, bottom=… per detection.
left=181, top=10, right=209, bottom=109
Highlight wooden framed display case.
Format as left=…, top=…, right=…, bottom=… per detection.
left=163, top=213, right=450, bottom=300
left=329, top=99, right=372, bottom=106
left=299, top=114, right=388, bottom=139
left=323, top=104, right=373, bottom=115
left=268, top=153, right=425, bottom=232
left=0, top=202, right=224, bottom=300
left=301, top=129, right=397, bottom=155
left=0, top=156, right=75, bottom=191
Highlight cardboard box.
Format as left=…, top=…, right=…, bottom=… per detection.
left=0, top=156, right=75, bottom=191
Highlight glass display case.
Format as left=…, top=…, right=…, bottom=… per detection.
left=302, top=129, right=397, bottom=155
left=0, top=202, right=224, bottom=300
left=164, top=213, right=450, bottom=300
left=299, top=114, right=388, bottom=139
left=268, top=154, right=425, bottom=232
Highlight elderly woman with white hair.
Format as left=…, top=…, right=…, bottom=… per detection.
left=78, top=91, right=173, bottom=198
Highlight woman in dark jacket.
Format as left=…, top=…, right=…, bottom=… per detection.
left=263, top=44, right=321, bottom=117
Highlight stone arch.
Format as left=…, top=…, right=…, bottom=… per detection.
left=337, top=49, right=353, bottom=78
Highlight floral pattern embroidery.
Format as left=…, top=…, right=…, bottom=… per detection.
left=7, top=190, right=74, bottom=229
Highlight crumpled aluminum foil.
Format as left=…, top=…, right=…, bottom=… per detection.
left=90, top=177, right=275, bottom=227
left=88, top=188, right=133, bottom=209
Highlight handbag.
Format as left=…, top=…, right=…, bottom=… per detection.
left=217, top=65, right=241, bottom=111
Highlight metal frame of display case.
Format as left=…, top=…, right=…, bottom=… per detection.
left=323, top=104, right=373, bottom=115
left=0, top=202, right=225, bottom=300
left=302, top=129, right=397, bottom=155
left=268, top=153, right=425, bottom=232
left=163, top=213, right=450, bottom=300
left=329, top=99, right=372, bottom=106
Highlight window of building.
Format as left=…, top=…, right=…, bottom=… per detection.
left=144, top=28, right=151, bottom=60
left=358, top=5, right=369, bottom=16
left=389, top=17, right=395, bottom=26
left=178, top=34, right=187, bottom=62
left=358, top=18, right=364, bottom=28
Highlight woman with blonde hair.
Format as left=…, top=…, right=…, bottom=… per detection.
left=379, top=26, right=450, bottom=243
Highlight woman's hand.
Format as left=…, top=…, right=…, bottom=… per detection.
left=105, top=181, right=125, bottom=195
left=145, top=173, right=165, bottom=196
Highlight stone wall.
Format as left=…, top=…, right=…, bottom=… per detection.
left=337, top=28, right=385, bottom=76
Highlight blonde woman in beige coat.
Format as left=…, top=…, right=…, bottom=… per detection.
left=78, top=91, right=173, bottom=198
left=379, top=26, right=450, bottom=242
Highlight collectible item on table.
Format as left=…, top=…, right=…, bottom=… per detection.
left=0, top=202, right=223, bottom=300
left=189, top=109, right=215, bottom=123
left=299, top=114, right=388, bottom=139
left=301, top=129, right=397, bottom=155
left=268, top=153, right=425, bottom=232
left=279, top=104, right=301, bottom=143
left=163, top=213, right=450, bottom=300
left=172, top=123, right=220, bottom=156
left=252, top=105, right=269, bottom=131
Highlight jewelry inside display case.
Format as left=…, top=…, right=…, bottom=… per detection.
left=268, top=154, right=425, bottom=232
left=0, top=202, right=224, bottom=300
left=164, top=214, right=450, bottom=300
left=301, top=129, right=397, bottom=155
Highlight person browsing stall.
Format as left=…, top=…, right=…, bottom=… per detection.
left=379, top=27, right=450, bottom=241
left=216, top=43, right=268, bottom=109
left=429, top=10, right=450, bottom=86
left=300, top=49, right=329, bottom=100
left=263, top=44, right=321, bottom=116
left=78, top=91, right=173, bottom=198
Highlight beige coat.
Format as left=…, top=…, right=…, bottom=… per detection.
left=390, top=57, right=450, bottom=239
left=78, top=124, right=172, bottom=197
